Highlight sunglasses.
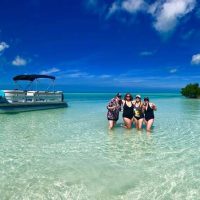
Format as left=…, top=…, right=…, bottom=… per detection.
left=126, top=95, right=131, bottom=97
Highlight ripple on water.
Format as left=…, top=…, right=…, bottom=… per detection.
left=0, top=95, right=200, bottom=199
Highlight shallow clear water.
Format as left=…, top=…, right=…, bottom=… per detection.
left=0, top=93, right=200, bottom=200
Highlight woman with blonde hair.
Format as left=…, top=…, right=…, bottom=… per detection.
left=133, top=94, right=144, bottom=130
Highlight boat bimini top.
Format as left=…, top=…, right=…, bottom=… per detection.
left=13, top=74, right=55, bottom=81
left=13, top=74, right=56, bottom=91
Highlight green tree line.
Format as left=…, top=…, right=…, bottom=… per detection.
left=181, top=83, right=200, bottom=98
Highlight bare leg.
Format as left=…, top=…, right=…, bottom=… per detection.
left=108, top=120, right=115, bottom=130
left=146, top=119, right=154, bottom=132
left=133, top=117, right=139, bottom=129
left=138, top=118, right=144, bottom=130
left=123, top=117, right=132, bottom=129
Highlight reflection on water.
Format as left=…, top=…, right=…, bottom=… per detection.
left=0, top=93, right=200, bottom=199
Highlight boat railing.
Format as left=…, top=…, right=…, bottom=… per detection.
left=3, top=90, right=63, bottom=103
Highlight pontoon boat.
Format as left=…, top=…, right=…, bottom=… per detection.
left=0, top=74, right=67, bottom=113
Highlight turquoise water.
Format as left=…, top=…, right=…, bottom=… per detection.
left=0, top=93, right=200, bottom=199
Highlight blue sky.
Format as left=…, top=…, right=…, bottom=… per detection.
left=0, top=0, right=200, bottom=92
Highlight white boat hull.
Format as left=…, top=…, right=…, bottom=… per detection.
left=0, top=89, right=68, bottom=113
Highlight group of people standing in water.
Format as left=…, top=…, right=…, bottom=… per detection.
left=107, top=93, right=157, bottom=132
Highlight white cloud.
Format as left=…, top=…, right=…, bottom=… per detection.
left=140, top=51, right=154, bottom=56
left=99, top=74, right=112, bottom=78
left=58, top=70, right=112, bottom=80
left=12, top=56, right=27, bottom=66
left=122, top=0, right=146, bottom=13
left=62, top=71, right=95, bottom=79
left=191, top=53, right=200, bottom=65
left=148, top=1, right=160, bottom=15
left=67, top=72, right=88, bottom=78
left=108, top=2, right=119, bottom=16
left=40, top=67, right=60, bottom=75
left=105, top=0, right=197, bottom=34
left=0, top=42, right=9, bottom=52
left=151, top=0, right=196, bottom=33
left=108, top=0, right=146, bottom=17
left=170, top=68, right=177, bottom=73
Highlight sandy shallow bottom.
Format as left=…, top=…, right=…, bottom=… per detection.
left=0, top=93, right=200, bottom=200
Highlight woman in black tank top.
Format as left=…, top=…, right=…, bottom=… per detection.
left=122, top=93, right=134, bottom=129
left=143, top=97, right=157, bottom=132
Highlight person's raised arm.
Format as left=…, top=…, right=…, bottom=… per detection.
left=150, top=103, right=157, bottom=111
left=107, top=103, right=114, bottom=111
left=121, top=99, right=125, bottom=105
left=107, top=99, right=117, bottom=111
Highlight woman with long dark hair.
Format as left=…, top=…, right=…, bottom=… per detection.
left=143, top=97, right=157, bottom=132
left=122, top=93, right=134, bottom=129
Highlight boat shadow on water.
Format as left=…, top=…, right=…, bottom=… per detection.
left=0, top=106, right=68, bottom=115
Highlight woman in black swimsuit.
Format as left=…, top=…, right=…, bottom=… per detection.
left=143, top=97, right=157, bottom=132
left=122, top=93, right=134, bottom=129
left=133, top=94, right=144, bottom=130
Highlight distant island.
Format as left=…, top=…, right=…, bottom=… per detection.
left=181, top=83, right=200, bottom=98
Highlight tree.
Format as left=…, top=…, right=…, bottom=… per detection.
left=181, top=83, right=200, bottom=98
